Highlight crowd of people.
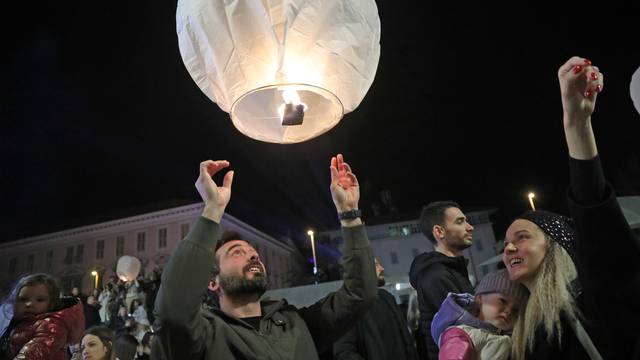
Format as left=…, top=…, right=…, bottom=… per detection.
left=0, top=270, right=160, bottom=359
left=1, top=57, right=639, bottom=359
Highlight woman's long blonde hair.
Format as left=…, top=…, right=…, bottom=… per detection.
left=510, top=238, right=580, bottom=360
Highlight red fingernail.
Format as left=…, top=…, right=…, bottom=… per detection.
left=584, top=58, right=591, bottom=65
left=584, top=90, right=593, bottom=98
left=595, top=84, right=602, bottom=93
left=573, top=65, right=583, bottom=75
left=590, top=72, right=598, bottom=80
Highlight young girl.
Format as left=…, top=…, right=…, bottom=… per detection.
left=431, top=269, right=529, bottom=360
left=0, top=273, right=85, bottom=359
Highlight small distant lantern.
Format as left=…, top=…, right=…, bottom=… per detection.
left=116, top=256, right=141, bottom=282
left=176, top=0, right=381, bottom=143
left=631, top=66, right=640, bottom=115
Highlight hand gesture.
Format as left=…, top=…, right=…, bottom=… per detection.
left=195, top=160, right=234, bottom=222
left=330, top=154, right=360, bottom=213
left=558, top=56, right=604, bottom=126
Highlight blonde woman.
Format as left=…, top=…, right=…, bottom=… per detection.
left=502, top=57, right=640, bottom=359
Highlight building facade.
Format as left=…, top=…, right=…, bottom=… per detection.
left=0, top=203, right=297, bottom=296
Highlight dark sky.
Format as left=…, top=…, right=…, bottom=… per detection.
left=2, top=1, right=640, bottom=246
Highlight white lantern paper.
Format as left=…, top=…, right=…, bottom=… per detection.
left=631, top=66, right=640, bottom=115
left=116, top=255, right=141, bottom=282
left=177, top=0, right=381, bottom=143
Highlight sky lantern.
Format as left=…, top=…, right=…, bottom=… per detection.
left=176, top=0, right=381, bottom=143
left=631, top=66, right=640, bottom=116
left=116, top=255, right=141, bottom=282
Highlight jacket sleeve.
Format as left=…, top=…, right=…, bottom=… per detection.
left=154, top=217, right=222, bottom=359
left=567, top=156, right=640, bottom=358
left=333, top=324, right=365, bottom=360
left=298, top=224, right=377, bottom=354
left=15, top=318, right=70, bottom=360
left=438, top=327, right=475, bottom=360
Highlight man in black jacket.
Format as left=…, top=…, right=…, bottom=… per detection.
left=153, top=154, right=377, bottom=360
left=408, top=201, right=474, bottom=360
left=334, top=257, right=418, bottom=360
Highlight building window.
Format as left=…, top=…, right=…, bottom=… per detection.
left=116, top=236, right=125, bottom=257
left=390, top=251, right=399, bottom=264
left=96, top=240, right=105, bottom=260
left=158, top=228, right=167, bottom=248
left=180, top=223, right=190, bottom=239
left=137, top=232, right=146, bottom=252
left=9, top=258, right=17, bottom=274
left=46, top=251, right=53, bottom=269
left=27, top=255, right=35, bottom=272
left=76, top=244, right=84, bottom=263
left=65, top=246, right=74, bottom=265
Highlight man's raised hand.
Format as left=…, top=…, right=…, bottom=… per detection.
left=196, top=160, right=234, bottom=223
left=330, top=154, right=360, bottom=214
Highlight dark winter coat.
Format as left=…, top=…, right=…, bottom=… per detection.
left=409, top=251, right=473, bottom=359
left=333, top=289, right=418, bottom=360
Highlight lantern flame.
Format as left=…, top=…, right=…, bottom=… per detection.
left=278, top=89, right=308, bottom=126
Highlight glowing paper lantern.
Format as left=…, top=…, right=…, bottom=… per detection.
left=116, top=256, right=141, bottom=282
left=177, top=0, right=381, bottom=143
left=631, top=66, right=640, bottom=115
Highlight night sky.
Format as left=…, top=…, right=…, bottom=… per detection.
left=2, top=1, right=640, bottom=248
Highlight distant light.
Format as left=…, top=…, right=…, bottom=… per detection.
left=395, top=283, right=401, bottom=291
left=528, top=193, right=535, bottom=199
left=307, top=230, right=314, bottom=236
left=91, top=271, right=98, bottom=276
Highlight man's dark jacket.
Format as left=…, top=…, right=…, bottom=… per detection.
left=408, top=251, right=473, bottom=360
left=333, top=288, right=418, bottom=360
left=153, top=217, right=376, bottom=360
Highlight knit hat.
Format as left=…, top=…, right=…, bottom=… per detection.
left=475, top=269, right=529, bottom=306
left=516, top=210, right=576, bottom=262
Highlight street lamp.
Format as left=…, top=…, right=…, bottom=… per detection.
left=90, top=270, right=99, bottom=290
left=307, top=230, right=318, bottom=280
left=528, top=192, right=536, bottom=211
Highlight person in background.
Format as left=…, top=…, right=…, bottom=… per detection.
left=0, top=273, right=84, bottom=359
left=334, top=257, right=418, bottom=360
left=409, top=201, right=475, bottom=359
left=80, top=325, right=116, bottom=360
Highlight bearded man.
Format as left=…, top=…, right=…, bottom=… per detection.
left=153, top=154, right=376, bottom=360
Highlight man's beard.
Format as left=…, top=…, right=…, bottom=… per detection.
left=219, top=264, right=269, bottom=297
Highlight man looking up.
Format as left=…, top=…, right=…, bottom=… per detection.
left=408, top=201, right=474, bottom=359
left=153, top=154, right=376, bottom=360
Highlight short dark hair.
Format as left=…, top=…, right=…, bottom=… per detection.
left=211, top=230, right=255, bottom=278
left=419, top=201, right=461, bottom=244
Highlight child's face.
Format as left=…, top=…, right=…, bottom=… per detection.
left=477, top=292, right=519, bottom=331
left=14, top=284, right=51, bottom=320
